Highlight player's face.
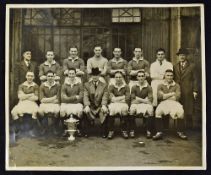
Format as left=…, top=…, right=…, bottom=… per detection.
left=69, top=48, right=78, bottom=58
left=156, top=51, right=165, bottom=61
left=94, top=47, right=102, bottom=57
left=113, top=48, right=121, bottom=58
left=26, top=72, right=34, bottom=83
left=115, top=72, right=123, bottom=84
left=134, top=48, right=142, bottom=58
left=165, top=72, right=174, bottom=83
left=68, top=70, right=76, bottom=79
left=46, top=51, right=55, bottom=62
left=178, top=54, right=187, bottom=62
left=46, top=73, right=55, bottom=83
left=23, top=51, right=32, bottom=61
left=137, top=72, right=146, bottom=83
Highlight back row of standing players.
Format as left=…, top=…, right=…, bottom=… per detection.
left=12, top=46, right=198, bottom=140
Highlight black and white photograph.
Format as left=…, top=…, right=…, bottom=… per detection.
left=5, top=4, right=206, bottom=170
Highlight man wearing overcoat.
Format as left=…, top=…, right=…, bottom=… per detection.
left=173, top=48, right=198, bottom=128
left=83, top=68, right=109, bottom=138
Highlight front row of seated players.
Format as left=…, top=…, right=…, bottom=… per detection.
left=11, top=68, right=187, bottom=140
left=107, top=70, right=153, bottom=139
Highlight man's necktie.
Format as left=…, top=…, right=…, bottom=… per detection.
left=159, top=61, right=162, bottom=65
left=27, top=61, right=31, bottom=69
left=94, top=82, right=97, bottom=90
left=181, top=62, right=185, bottom=70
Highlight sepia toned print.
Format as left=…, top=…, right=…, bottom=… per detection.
left=5, top=4, right=206, bottom=170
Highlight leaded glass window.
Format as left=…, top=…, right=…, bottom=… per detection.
left=112, top=8, right=141, bottom=23
left=24, top=8, right=81, bottom=26
left=52, top=9, right=81, bottom=26
left=24, top=9, right=53, bottom=25
left=82, top=9, right=111, bottom=26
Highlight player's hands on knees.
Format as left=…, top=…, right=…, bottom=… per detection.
left=84, top=105, right=90, bottom=113
left=101, top=105, right=108, bottom=113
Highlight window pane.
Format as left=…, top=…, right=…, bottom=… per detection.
left=24, top=8, right=81, bottom=26
left=24, top=9, right=53, bottom=26
left=83, top=9, right=111, bottom=26
left=112, top=8, right=141, bottom=23
left=52, top=9, right=81, bottom=26
left=112, top=9, right=119, bottom=16
left=120, top=17, right=133, bottom=22
left=134, top=17, right=141, bottom=22
left=133, top=9, right=140, bottom=16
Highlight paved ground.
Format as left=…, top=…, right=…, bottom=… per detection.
left=8, top=125, right=202, bottom=168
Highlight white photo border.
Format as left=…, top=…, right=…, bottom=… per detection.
left=5, top=3, right=206, bottom=171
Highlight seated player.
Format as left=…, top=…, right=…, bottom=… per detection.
left=39, top=50, right=61, bottom=83
left=83, top=68, right=109, bottom=138
left=11, top=71, right=39, bottom=136
left=38, top=70, right=61, bottom=135
left=63, top=47, right=85, bottom=83
left=107, top=71, right=130, bottom=139
left=153, top=69, right=187, bottom=140
left=60, top=68, right=83, bottom=136
left=107, top=48, right=128, bottom=85
left=129, top=70, right=154, bottom=138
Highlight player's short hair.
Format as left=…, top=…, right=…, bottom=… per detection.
left=137, top=70, right=145, bottom=75
left=68, top=68, right=76, bottom=73
left=46, top=50, right=54, bottom=54
left=134, top=47, right=142, bottom=51
left=165, top=69, right=173, bottom=74
left=94, top=45, right=102, bottom=50
left=114, top=71, right=124, bottom=77
left=25, top=71, right=34, bottom=76
left=156, top=48, right=166, bottom=54
left=113, top=47, right=122, bottom=51
left=69, top=46, right=78, bottom=51
left=46, top=70, right=54, bottom=75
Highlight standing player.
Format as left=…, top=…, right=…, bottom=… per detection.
left=39, top=51, right=61, bottom=83
left=150, top=48, right=173, bottom=107
left=87, top=46, right=108, bottom=83
left=128, top=47, right=150, bottom=91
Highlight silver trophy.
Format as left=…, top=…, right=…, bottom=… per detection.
left=64, top=114, right=79, bottom=141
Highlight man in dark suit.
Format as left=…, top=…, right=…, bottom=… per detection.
left=173, top=48, right=198, bottom=129
left=83, top=68, right=109, bottom=138
left=14, top=50, right=38, bottom=104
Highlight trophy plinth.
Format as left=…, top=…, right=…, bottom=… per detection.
left=64, top=114, right=79, bottom=141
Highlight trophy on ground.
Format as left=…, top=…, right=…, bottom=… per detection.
left=64, top=114, right=79, bottom=141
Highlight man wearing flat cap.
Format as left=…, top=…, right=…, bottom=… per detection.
left=173, top=48, right=198, bottom=129
left=83, top=67, right=109, bottom=138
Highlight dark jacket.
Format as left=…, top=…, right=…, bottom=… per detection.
left=14, top=60, right=38, bottom=89
left=173, top=61, right=198, bottom=115
left=83, top=80, right=108, bottom=108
